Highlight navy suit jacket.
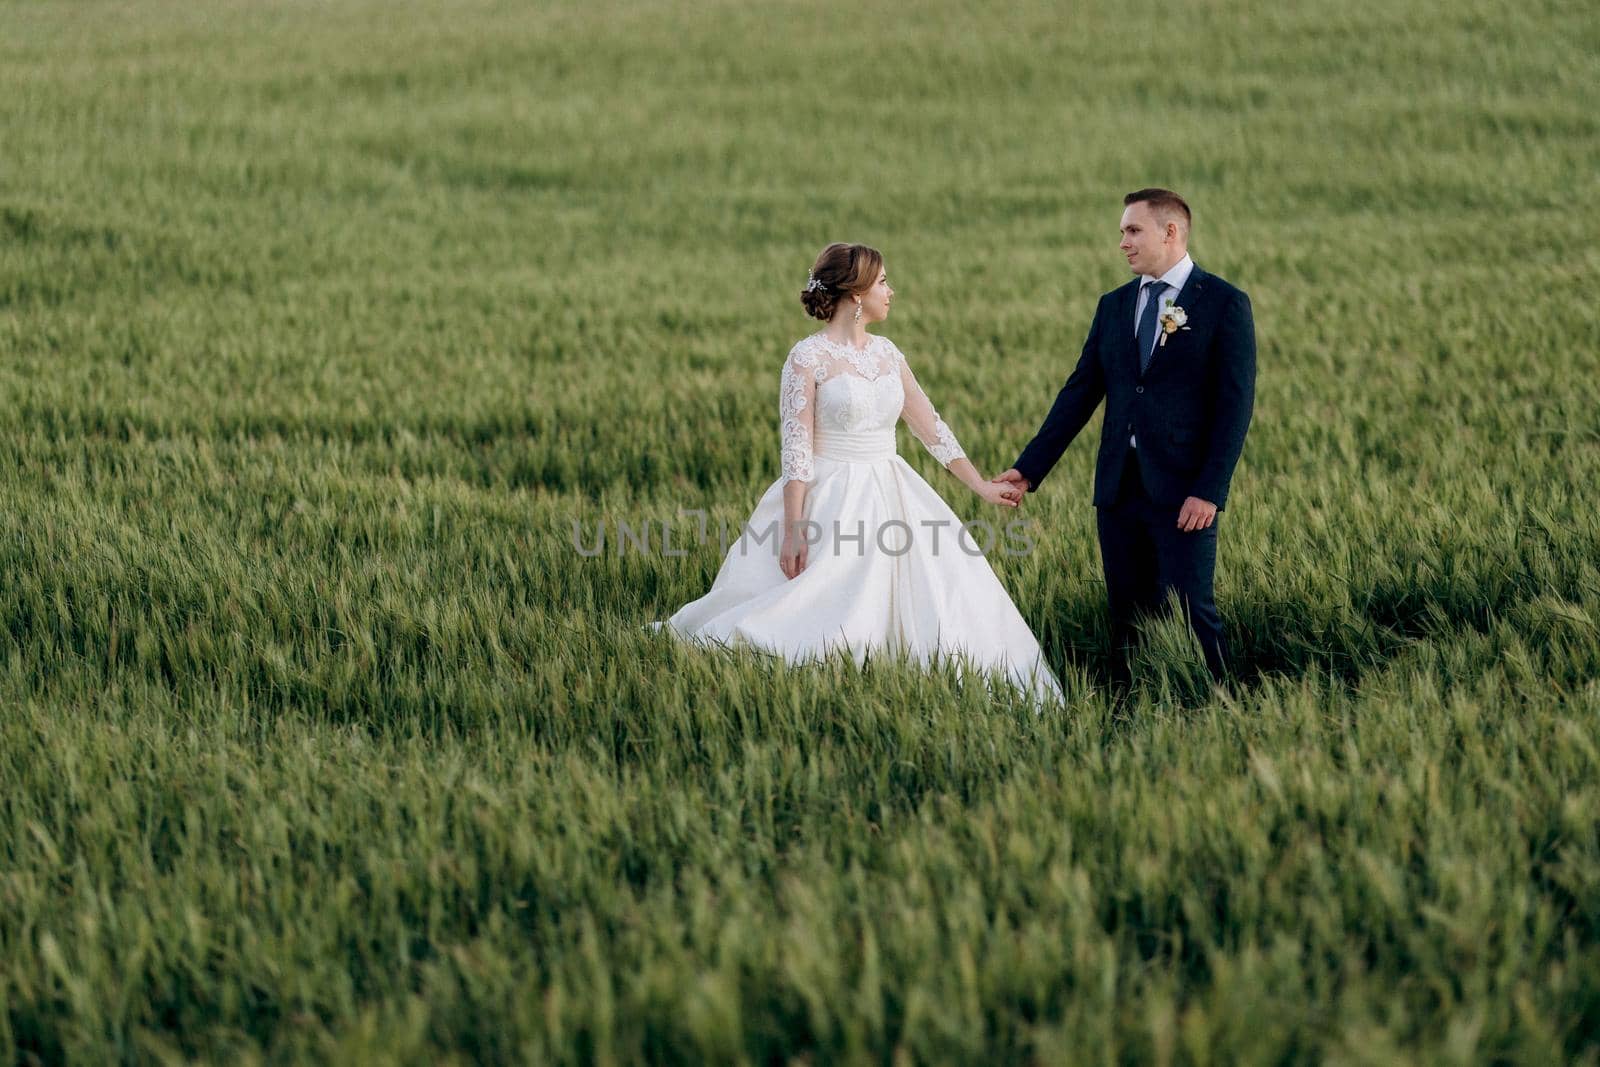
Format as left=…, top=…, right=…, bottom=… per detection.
left=1013, top=265, right=1255, bottom=509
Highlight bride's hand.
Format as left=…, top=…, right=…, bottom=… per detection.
left=975, top=479, right=1022, bottom=508
left=779, top=533, right=808, bottom=579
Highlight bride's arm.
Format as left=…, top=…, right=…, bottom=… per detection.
left=896, top=345, right=1012, bottom=503
left=779, top=349, right=818, bottom=576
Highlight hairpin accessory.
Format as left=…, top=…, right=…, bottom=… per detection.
left=805, top=274, right=826, bottom=293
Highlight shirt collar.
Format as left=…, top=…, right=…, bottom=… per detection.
left=1145, top=252, right=1194, bottom=293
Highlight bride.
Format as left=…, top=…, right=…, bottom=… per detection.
left=652, top=242, right=1066, bottom=709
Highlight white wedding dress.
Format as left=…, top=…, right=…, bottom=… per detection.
left=651, top=332, right=1065, bottom=710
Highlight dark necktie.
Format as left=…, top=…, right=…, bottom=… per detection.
left=1136, top=280, right=1166, bottom=375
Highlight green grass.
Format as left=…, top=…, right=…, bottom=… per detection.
left=3, top=0, right=1600, bottom=1061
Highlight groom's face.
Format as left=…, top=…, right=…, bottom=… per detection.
left=1119, top=202, right=1178, bottom=276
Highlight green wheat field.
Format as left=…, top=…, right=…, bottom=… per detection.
left=3, top=0, right=1599, bottom=1062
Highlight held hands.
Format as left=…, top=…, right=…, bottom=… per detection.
left=975, top=476, right=1022, bottom=509
left=990, top=468, right=1031, bottom=505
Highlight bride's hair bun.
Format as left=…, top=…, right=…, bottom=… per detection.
left=800, top=242, right=883, bottom=321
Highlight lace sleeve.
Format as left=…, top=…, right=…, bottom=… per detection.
left=779, top=345, right=821, bottom=484
left=893, top=342, right=966, bottom=466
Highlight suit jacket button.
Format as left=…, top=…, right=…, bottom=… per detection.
left=1135, top=385, right=1144, bottom=394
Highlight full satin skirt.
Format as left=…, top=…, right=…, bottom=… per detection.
left=651, top=448, right=1066, bottom=710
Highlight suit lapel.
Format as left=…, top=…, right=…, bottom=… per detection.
left=1140, top=265, right=1208, bottom=380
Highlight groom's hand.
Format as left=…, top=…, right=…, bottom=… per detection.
left=992, top=468, right=1031, bottom=503
left=1177, top=496, right=1217, bottom=532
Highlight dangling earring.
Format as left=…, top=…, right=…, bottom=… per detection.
left=854, top=299, right=862, bottom=325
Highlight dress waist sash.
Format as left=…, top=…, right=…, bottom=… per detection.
left=814, top=429, right=897, bottom=462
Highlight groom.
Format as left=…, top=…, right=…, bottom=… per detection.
left=994, top=189, right=1255, bottom=685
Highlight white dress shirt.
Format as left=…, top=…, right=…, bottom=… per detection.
left=1129, top=252, right=1194, bottom=448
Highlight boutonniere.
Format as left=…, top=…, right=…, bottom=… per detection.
left=1157, top=304, right=1190, bottom=347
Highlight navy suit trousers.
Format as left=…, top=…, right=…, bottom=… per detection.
left=1095, top=450, right=1228, bottom=681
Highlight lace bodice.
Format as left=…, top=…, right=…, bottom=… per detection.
left=779, top=332, right=966, bottom=484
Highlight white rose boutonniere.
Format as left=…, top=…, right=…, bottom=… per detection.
left=1157, top=304, right=1190, bottom=347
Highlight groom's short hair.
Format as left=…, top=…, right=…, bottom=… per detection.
left=1124, top=188, right=1191, bottom=234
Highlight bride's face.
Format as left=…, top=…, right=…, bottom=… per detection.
left=858, top=267, right=894, bottom=323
